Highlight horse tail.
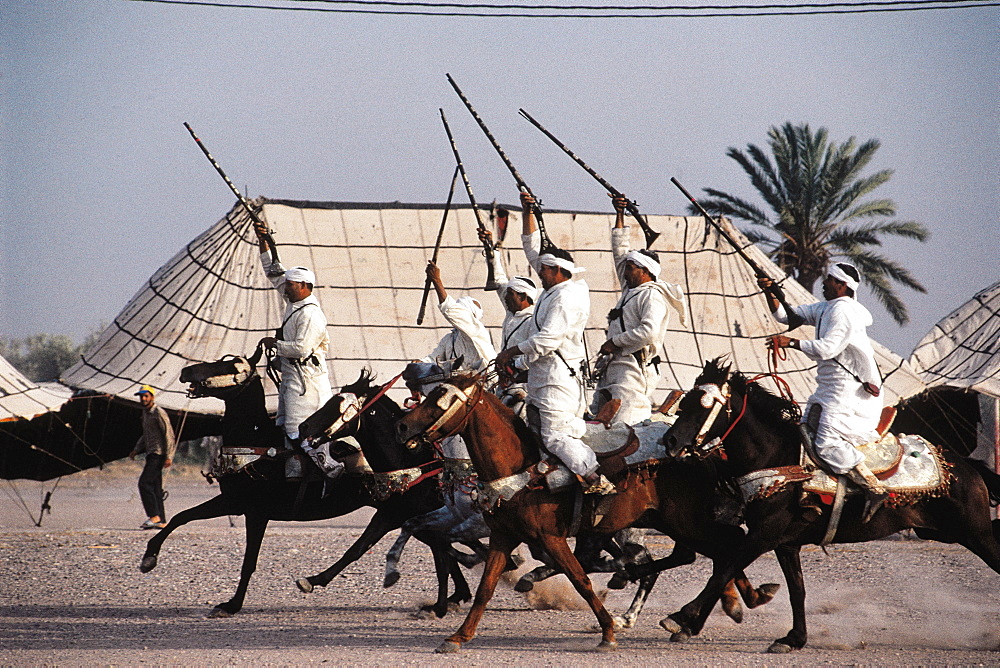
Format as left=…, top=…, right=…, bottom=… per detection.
left=966, top=457, right=1000, bottom=505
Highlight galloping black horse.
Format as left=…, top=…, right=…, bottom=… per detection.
left=139, top=350, right=469, bottom=618
left=660, top=358, right=1000, bottom=652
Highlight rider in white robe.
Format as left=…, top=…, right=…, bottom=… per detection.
left=495, top=192, right=613, bottom=495
left=479, top=224, right=538, bottom=414
left=761, top=262, right=887, bottom=521
left=590, top=196, right=686, bottom=426
left=255, top=228, right=333, bottom=443
left=422, top=261, right=496, bottom=373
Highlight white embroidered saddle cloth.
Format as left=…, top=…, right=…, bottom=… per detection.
left=803, top=433, right=947, bottom=498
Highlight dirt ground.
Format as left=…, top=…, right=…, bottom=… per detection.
left=2, top=461, right=1000, bottom=666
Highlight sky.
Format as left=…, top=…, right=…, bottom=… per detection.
left=1, top=0, right=998, bottom=360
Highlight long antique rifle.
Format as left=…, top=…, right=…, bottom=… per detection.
left=446, top=74, right=556, bottom=255
left=439, top=109, right=499, bottom=292
left=670, top=177, right=804, bottom=331
left=184, top=122, right=280, bottom=265
left=417, top=165, right=461, bottom=325
left=518, top=108, right=660, bottom=249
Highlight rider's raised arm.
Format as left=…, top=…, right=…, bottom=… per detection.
left=519, top=191, right=542, bottom=273
left=609, top=195, right=630, bottom=290
left=254, top=220, right=287, bottom=295
left=479, top=227, right=509, bottom=305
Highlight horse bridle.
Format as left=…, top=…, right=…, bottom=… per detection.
left=187, top=356, right=257, bottom=398
left=307, top=372, right=404, bottom=445
left=410, top=380, right=482, bottom=447
left=685, top=382, right=733, bottom=458
left=311, top=392, right=364, bottom=443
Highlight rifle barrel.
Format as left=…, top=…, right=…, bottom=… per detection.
left=518, top=109, right=660, bottom=249
left=417, top=165, right=461, bottom=325
left=669, top=177, right=803, bottom=331
left=439, top=109, right=499, bottom=292
left=446, top=74, right=556, bottom=254
left=184, top=122, right=280, bottom=264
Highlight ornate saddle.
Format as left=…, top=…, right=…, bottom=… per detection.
left=802, top=432, right=950, bottom=503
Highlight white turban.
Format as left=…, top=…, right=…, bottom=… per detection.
left=828, top=263, right=860, bottom=292
left=505, top=276, right=539, bottom=301
left=624, top=250, right=661, bottom=278
left=284, top=266, right=316, bottom=285
left=539, top=253, right=586, bottom=276
left=456, top=296, right=484, bottom=321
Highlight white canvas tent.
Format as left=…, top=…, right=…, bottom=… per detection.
left=0, top=354, right=72, bottom=422
left=908, top=281, right=1000, bottom=466
left=909, top=280, right=1000, bottom=399
left=61, top=198, right=926, bottom=416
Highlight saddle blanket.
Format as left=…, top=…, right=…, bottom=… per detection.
left=543, top=414, right=676, bottom=492
left=803, top=433, right=948, bottom=499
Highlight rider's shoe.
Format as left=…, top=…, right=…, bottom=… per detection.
left=847, top=462, right=888, bottom=523
left=583, top=474, right=617, bottom=496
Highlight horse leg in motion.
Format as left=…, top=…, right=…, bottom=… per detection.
left=142, top=494, right=271, bottom=618
left=295, top=505, right=460, bottom=618
left=439, top=531, right=618, bottom=653
left=436, top=532, right=522, bottom=653
left=383, top=507, right=491, bottom=588
left=515, top=533, right=623, bottom=593
left=207, top=513, right=270, bottom=618
left=140, top=494, right=237, bottom=574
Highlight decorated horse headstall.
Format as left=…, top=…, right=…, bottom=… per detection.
left=187, top=356, right=256, bottom=397
left=317, top=393, right=364, bottom=442
left=408, top=380, right=483, bottom=448
left=304, top=373, right=403, bottom=448
left=686, top=382, right=733, bottom=459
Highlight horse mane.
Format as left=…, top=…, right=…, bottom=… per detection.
left=341, top=367, right=378, bottom=397
left=697, top=357, right=800, bottom=429
left=731, top=373, right=802, bottom=428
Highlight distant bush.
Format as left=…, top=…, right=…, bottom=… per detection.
left=1, top=325, right=105, bottom=382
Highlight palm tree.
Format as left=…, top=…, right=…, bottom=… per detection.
left=696, top=122, right=929, bottom=325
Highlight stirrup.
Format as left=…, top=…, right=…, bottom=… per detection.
left=861, top=490, right=888, bottom=523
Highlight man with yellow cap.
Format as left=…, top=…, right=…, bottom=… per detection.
left=253, top=221, right=333, bottom=449
left=129, top=385, right=177, bottom=529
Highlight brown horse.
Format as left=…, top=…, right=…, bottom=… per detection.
left=660, top=358, right=1000, bottom=652
left=395, top=373, right=778, bottom=653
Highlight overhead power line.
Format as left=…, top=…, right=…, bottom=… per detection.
left=126, top=0, right=1000, bottom=18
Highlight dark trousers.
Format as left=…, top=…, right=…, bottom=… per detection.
left=138, top=454, right=166, bottom=520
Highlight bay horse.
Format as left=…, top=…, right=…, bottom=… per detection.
left=395, top=373, right=779, bottom=653
left=139, top=350, right=469, bottom=618
left=660, top=358, right=1000, bottom=652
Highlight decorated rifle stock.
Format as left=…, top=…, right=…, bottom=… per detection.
left=446, top=74, right=556, bottom=255
left=184, top=122, right=280, bottom=265
left=670, top=177, right=804, bottom=331
left=518, top=108, right=660, bottom=249
left=439, top=109, right=499, bottom=292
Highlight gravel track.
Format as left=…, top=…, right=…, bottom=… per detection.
left=2, top=462, right=999, bottom=666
